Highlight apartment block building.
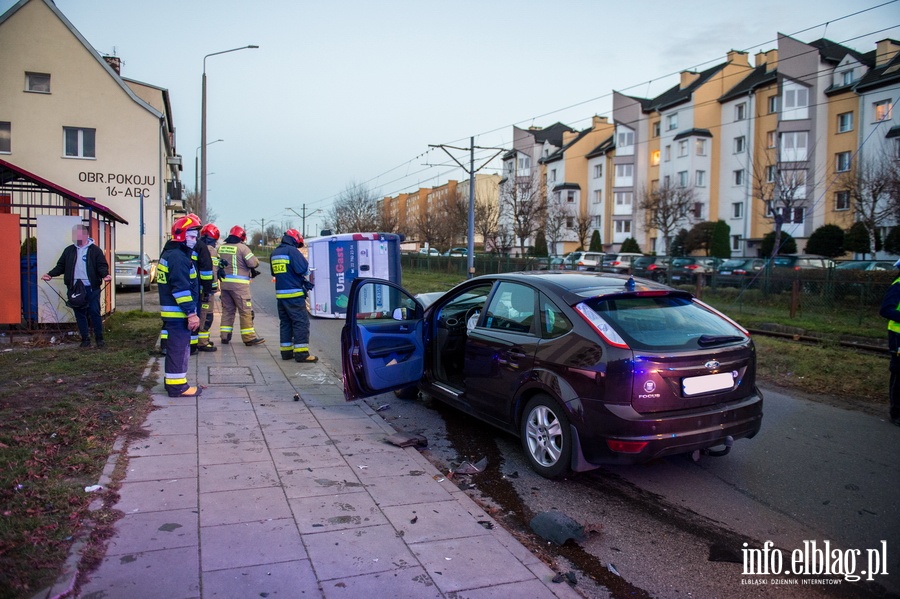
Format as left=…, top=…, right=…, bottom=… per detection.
left=0, top=0, right=183, bottom=256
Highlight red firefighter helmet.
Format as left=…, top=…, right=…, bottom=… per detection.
left=171, top=214, right=202, bottom=242
left=285, top=229, right=304, bottom=247
left=229, top=225, right=247, bottom=242
left=200, top=223, right=220, bottom=240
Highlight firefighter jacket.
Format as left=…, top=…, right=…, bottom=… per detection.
left=194, top=238, right=215, bottom=295
left=270, top=235, right=310, bottom=300
left=217, top=235, right=260, bottom=291
left=880, top=274, right=900, bottom=335
left=157, top=240, right=199, bottom=319
left=200, top=235, right=220, bottom=292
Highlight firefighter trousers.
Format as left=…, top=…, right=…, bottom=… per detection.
left=220, top=285, right=257, bottom=343
left=277, top=296, right=311, bottom=359
left=163, top=318, right=192, bottom=397
left=197, top=291, right=217, bottom=347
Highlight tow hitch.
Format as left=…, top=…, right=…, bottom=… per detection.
left=691, top=436, right=734, bottom=461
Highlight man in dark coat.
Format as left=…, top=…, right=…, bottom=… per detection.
left=42, top=224, right=111, bottom=348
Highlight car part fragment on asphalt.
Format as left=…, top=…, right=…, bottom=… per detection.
left=529, top=510, right=586, bottom=545
left=452, top=457, right=487, bottom=475
left=383, top=432, right=428, bottom=448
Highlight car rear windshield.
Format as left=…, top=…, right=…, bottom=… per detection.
left=583, top=294, right=746, bottom=350
left=116, top=253, right=141, bottom=262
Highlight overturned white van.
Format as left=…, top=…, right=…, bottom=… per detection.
left=306, top=232, right=403, bottom=318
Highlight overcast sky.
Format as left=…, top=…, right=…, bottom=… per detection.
left=5, top=0, right=899, bottom=236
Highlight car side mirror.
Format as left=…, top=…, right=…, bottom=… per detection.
left=393, top=307, right=408, bottom=321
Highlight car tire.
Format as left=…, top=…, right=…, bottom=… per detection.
left=520, top=394, right=571, bottom=479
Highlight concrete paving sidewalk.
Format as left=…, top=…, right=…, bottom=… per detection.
left=66, top=306, right=580, bottom=598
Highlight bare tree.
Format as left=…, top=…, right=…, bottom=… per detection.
left=500, top=175, right=546, bottom=257
left=415, top=209, right=442, bottom=250
left=183, top=188, right=219, bottom=224
left=544, top=199, right=569, bottom=256
left=325, top=182, right=381, bottom=234
left=837, top=147, right=896, bottom=257
left=638, top=181, right=697, bottom=255
left=474, top=195, right=500, bottom=252
left=571, top=207, right=594, bottom=252
left=377, top=210, right=399, bottom=234
left=752, top=157, right=816, bottom=258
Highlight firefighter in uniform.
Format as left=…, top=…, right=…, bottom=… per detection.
left=218, top=225, right=265, bottom=346
left=879, top=258, right=900, bottom=426
left=271, top=229, right=317, bottom=363
left=195, top=223, right=220, bottom=352
left=158, top=215, right=203, bottom=397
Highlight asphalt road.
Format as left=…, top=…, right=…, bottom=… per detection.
left=126, top=279, right=900, bottom=598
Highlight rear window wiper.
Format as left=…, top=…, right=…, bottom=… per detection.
left=697, top=334, right=745, bottom=347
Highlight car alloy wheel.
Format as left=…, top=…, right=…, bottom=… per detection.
left=521, top=394, right=571, bottom=478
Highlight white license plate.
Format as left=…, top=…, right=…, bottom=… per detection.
left=683, top=372, right=734, bottom=396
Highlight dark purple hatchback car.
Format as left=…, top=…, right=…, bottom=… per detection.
left=341, top=271, right=763, bottom=478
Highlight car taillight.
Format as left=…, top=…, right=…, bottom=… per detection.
left=137, top=267, right=147, bottom=275
left=607, top=439, right=648, bottom=453
left=575, top=302, right=629, bottom=349
left=794, top=266, right=801, bottom=271
left=611, top=261, right=621, bottom=266
left=647, top=264, right=659, bottom=270
left=734, top=269, right=747, bottom=275
left=685, top=264, right=700, bottom=270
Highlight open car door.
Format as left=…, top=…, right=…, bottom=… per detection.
left=340, top=278, right=425, bottom=401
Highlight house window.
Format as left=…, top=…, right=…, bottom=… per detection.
left=732, top=202, right=743, bottom=219
left=617, top=130, right=634, bottom=147
left=783, top=87, right=809, bottom=110
left=651, top=150, right=660, bottom=165
left=767, top=131, right=776, bottom=148
left=615, top=220, right=632, bottom=234
left=553, top=191, right=561, bottom=203
left=64, top=127, right=95, bottom=158
left=692, top=202, right=703, bottom=219
left=735, top=102, right=747, bottom=121
left=26, top=72, right=50, bottom=93
left=789, top=207, right=805, bottom=224
left=766, top=165, right=777, bottom=183
left=836, top=151, right=852, bottom=172
left=734, top=169, right=745, bottom=186
left=593, top=189, right=602, bottom=204
left=594, top=164, right=603, bottom=178
left=695, top=138, right=707, bottom=156
left=678, top=140, right=688, bottom=157
left=667, top=113, right=678, bottom=131
left=731, top=235, right=741, bottom=251
left=874, top=100, right=893, bottom=122
left=768, top=95, right=779, bottom=114
left=895, top=138, right=900, bottom=160
left=614, top=192, right=633, bottom=206
left=837, top=112, right=853, bottom=133
left=663, top=175, right=671, bottom=187
left=550, top=168, right=557, bottom=182
left=781, top=131, right=808, bottom=161
left=841, top=70, right=853, bottom=86
left=677, top=171, right=688, bottom=187
left=652, top=121, right=661, bottom=137
left=835, top=191, right=850, bottom=211
left=615, top=164, right=633, bottom=179
left=734, top=136, right=746, bottom=154
left=695, top=170, right=706, bottom=187
left=594, top=215, right=602, bottom=227
left=566, top=217, right=574, bottom=228
left=664, top=145, right=671, bottom=162
left=567, top=191, right=576, bottom=203
left=0, top=122, right=9, bottom=153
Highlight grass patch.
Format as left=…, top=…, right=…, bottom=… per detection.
left=0, top=310, right=160, bottom=599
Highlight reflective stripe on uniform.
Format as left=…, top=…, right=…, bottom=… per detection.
left=275, top=288, right=305, bottom=299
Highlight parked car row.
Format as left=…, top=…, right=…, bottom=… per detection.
left=114, top=251, right=156, bottom=290
left=417, top=247, right=469, bottom=257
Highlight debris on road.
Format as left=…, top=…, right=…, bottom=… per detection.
left=529, top=510, right=586, bottom=545
left=384, top=432, right=428, bottom=448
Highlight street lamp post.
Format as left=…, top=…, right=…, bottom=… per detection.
left=195, top=139, right=223, bottom=201
left=201, top=45, right=258, bottom=222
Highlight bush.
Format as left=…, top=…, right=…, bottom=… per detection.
left=761, top=230, right=797, bottom=256
left=806, top=224, right=845, bottom=257
left=621, top=237, right=641, bottom=253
